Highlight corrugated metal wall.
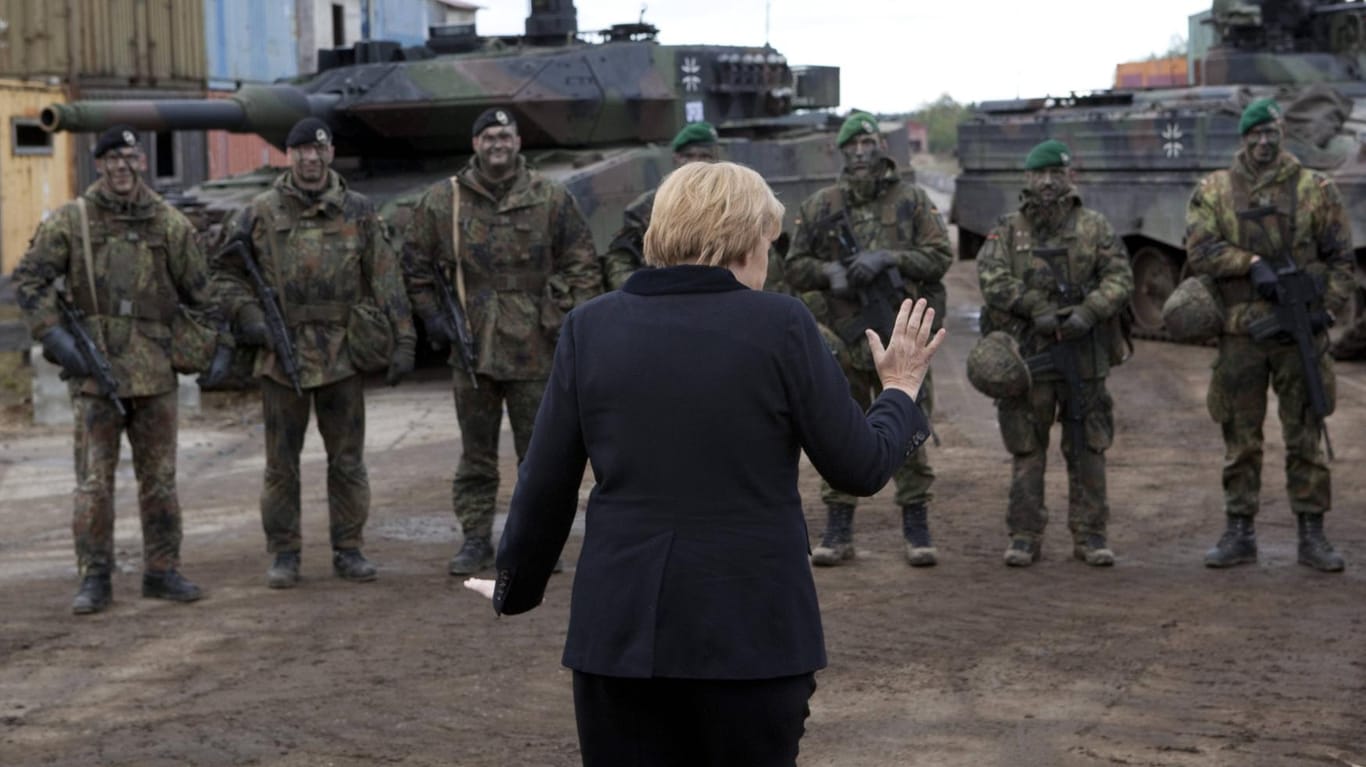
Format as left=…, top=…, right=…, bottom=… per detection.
left=0, top=0, right=205, bottom=86
left=0, top=79, right=74, bottom=275
left=203, top=0, right=299, bottom=85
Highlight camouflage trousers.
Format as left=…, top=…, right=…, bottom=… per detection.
left=260, top=375, right=369, bottom=553
left=1208, top=334, right=1334, bottom=516
left=821, top=367, right=935, bottom=509
left=71, top=389, right=183, bottom=575
left=996, top=378, right=1114, bottom=541
left=451, top=374, right=547, bottom=540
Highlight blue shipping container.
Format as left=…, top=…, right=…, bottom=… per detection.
left=205, top=0, right=300, bottom=86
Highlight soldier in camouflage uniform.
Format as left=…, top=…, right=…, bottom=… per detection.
left=785, top=111, right=952, bottom=567
left=1186, top=98, right=1353, bottom=572
left=14, top=126, right=213, bottom=613
left=214, top=118, right=416, bottom=588
left=976, top=140, right=1134, bottom=568
left=402, top=108, right=601, bottom=575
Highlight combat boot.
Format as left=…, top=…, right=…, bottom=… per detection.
left=71, top=573, right=112, bottom=615
left=142, top=569, right=203, bottom=602
left=810, top=504, right=855, bottom=567
left=901, top=504, right=937, bottom=567
left=333, top=548, right=378, bottom=582
left=1204, top=515, right=1257, bottom=568
left=448, top=535, right=495, bottom=575
left=267, top=551, right=301, bottom=589
left=1296, top=513, right=1345, bottom=572
left=1073, top=533, right=1115, bottom=567
left=1003, top=536, right=1041, bottom=567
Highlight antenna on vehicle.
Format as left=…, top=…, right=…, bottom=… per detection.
left=765, top=0, right=772, bottom=47
left=639, top=4, right=648, bottom=24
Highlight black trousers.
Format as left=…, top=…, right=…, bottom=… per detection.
left=573, top=671, right=816, bottom=767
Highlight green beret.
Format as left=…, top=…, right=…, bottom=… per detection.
left=1239, top=97, right=1282, bottom=135
left=1024, top=139, right=1071, bottom=170
left=671, top=121, right=718, bottom=152
left=836, top=112, right=879, bottom=147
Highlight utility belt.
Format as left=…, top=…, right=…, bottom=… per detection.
left=467, top=272, right=547, bottom=294
left=88, top=299, right=176, bottom=324
left=286, top=302, right=350, bottom=325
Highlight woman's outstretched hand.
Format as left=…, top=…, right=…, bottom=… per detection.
left=867, top=298, right=947, bottom=399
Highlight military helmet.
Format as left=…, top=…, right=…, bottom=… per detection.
left=966, top=331, right=1030, bottom=399
left=1162, top=275, right=1224, bottom=342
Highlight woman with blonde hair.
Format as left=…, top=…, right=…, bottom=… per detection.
left=490, top=161, right=944, bottom=766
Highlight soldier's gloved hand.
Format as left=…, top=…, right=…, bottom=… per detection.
left=386, top=337, right=416, bottom=386
left=39, top=326, right=90, bottom=378
left=1249, top=258, right=1280, bottom=302
left=420, top=311, right=458, bottom=349
left=1058, top=306, right=1096, bottom=341
left=1032, top=306, right=1061, bottom=338
left=236, top=304, right=269, bottom=347
left=197, top=342, right=235, bottom=389
left=847, top=250, right=897, bottom=287
left=821, top=262, right=852, bottom=298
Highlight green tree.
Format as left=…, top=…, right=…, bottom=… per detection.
left=909, top=94, right=972, bottom=155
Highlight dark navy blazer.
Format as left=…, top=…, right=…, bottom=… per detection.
left=494, top=265, right=929, bottom=680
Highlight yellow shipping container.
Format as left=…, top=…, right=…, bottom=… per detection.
left=0, top=79, right=74, bottom=276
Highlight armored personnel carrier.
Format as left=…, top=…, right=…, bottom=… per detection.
left=951, top=0, right=1366, bottom=338
left=41, top=0, right=879, bottom=253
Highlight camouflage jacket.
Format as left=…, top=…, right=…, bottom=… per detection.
left=14, top=181, right=214, bottom=397
left=402, top=156, right=602, bottom=381
left=976, top=191, right=1134, bottom=380
left=214, top=170, right=415, bottom=389
left=785, top=160, right=952, bottom=370
left=602, top=188, right=655, bottom=290
left=1186, top=149, right=1354, bottom=335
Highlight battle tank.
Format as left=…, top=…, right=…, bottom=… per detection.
left=40, top=0, right=891, bottom=255
left=950, top=0, right=1366, bottom=341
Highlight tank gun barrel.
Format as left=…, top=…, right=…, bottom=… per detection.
left=41, top=85, right=340, bottom=148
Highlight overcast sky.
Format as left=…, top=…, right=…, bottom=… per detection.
left=474, top=0, right=1214, bottom=112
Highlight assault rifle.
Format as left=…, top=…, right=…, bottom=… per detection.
left=1031, top=247, right=1088, bottom=458
left=54, top=288, right=126, bottom=417
left=1239, top=205, right=1335, bottom=460
left=219, top=238, right=302, bottom=396
left=432, top=264, right=479, bottom=389
left=829, top=210, right=905, bottom=345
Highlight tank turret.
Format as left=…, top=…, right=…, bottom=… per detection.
left=37, top=2, right=873, bottom=262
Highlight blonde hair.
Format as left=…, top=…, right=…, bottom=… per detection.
left=644, top=161, right=784, bottom=268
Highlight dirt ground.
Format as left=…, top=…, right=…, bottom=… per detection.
left=1, top=255, right=1364, bottom=766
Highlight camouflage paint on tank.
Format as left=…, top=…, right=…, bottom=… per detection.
left=952, top=0, right=1366, bottom=338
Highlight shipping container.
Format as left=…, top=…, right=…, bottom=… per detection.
left=0, top=79, right=74, bottom=275
left=0, top=0, right=206, bottom=87
left=1114, top=56, right=1189, bottom=90
left=204, top=0, right=299, bottom=86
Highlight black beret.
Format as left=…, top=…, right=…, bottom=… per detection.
left=93, top=125, right=139, bottom=158
left=472, top=107, right=516, bottom=138
left=286, top=117, right=332, bottom=148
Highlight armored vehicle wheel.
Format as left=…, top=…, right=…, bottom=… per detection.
left=1130, top=244, right=1180, bottom=339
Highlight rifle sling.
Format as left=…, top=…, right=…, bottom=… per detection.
left=449, top=178, right=468, bottom=309
left=74, top=197, right=112, bottom=356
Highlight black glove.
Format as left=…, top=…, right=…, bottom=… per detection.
left=821, top=262, right=852, bottom=298
left=235, top=304, right=269, bottom=347
left=1058, top=307, right=1096, bottom=341
left=386, top=337, right=416, bottom=386
left=1249, top=259, right=1280, bottom=302
left=196, top=342, right=235, bottom=389
left=421, top=311, right=458, bottom=349
left=847, top=250, right=897, bottom=287
left=39, top=326, right=90, bottom=378
left=1032, top=307, right=1061, bottom=337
